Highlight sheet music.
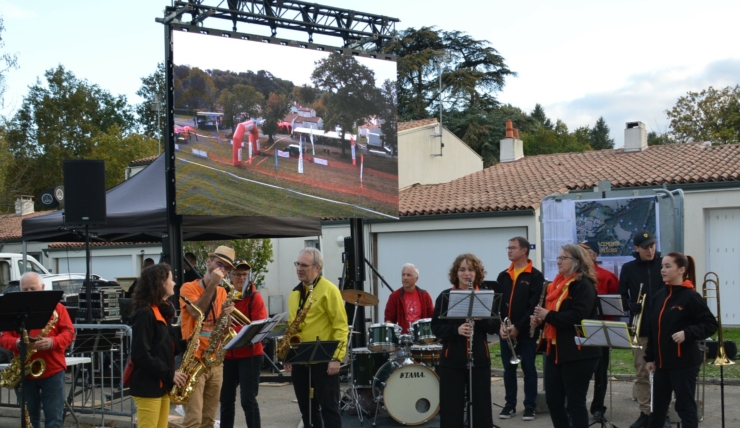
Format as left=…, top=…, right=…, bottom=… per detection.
left=223, top=312, right=286, bottom=350
left=598, top=294, right=626, bottom=317
left=576, top=320, right=632, bottom=349
left=447, top=290, right=495, bottom=318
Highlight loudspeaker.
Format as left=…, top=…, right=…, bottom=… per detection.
left=64, top=160, right=107, bottom=225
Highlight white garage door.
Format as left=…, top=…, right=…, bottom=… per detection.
left=56, top=256, right=134, bottom=282
left=375, top=226, right=527, bottom=321
left=706, top=208, right=740, bottom=326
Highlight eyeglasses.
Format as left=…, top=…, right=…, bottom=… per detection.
left=506, top=246, right=521, bottom=251
left=230, top=272, right=248, bottom=277
left=294, top=262, right=313, bottom=269
left=556, top=256, right=573, bottom=262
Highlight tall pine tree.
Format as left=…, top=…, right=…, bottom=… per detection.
left=589, top=117, right=614, bottom=150
left=531, top=104, right=553, bottom=130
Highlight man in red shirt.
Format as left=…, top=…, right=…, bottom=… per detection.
left=579, top=241, right=619, bottom=423
left=219, top=259, right=268, bottom=428
left=384, top=263, right=434, bottom=334
left=0, top=272, right=75, bottom=428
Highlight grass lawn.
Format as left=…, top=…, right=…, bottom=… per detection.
left=490, top=327, right=740, bottom=378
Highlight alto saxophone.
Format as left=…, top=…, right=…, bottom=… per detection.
left=0, top=311, right=59, bottom=390
left=201, top=278, right=252, bottom=368
left=170, top=297, right=207, bottom=405
left=276, top=279, right=315, bottom=360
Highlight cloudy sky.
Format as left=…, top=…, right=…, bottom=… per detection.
left=1, top=0, right=738, bottom=146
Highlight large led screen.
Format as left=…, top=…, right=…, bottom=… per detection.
left=172, top=30, right=398, bottom=219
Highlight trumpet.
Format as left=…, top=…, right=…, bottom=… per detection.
left=630, top=283, right=645, bottom=348
left=502, top=317, right=521, bottom=365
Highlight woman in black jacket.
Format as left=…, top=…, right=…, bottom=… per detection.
left=431, top=253, right=499, bottom=428
left=531, top=244, right=600, bottom=428
left=644, top=252, right=717, bottom=428
left=130, top=264, right=187, bottom=428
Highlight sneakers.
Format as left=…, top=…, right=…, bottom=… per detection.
left=522, top=407, right=535, bottom=421
left=498, top=406, right=516, bottom=419
left=593, top=411, right=604, bottom=422
left=630, top=412, right=649, bottom=428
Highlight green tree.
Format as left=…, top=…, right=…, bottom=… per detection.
left=666, top=85, right=740, bottom=144
left=531, top=104, right=553, bottom=130
left=311, top=53, right=381, bottom=156
left=181, top=67, right=218, bottom=111
left=89, top=125, right=158, bottom=188
left=378, top=79, right=397, bottom=151
left=647, top=131, right=672, bottom=146
left=293, top=84, right=317, bottom=106
left=0, top=17, right=18, bottom=107
left=261, top=92, right=289, bottom=145
left=219, top=84, right=264, bottom=130
left=184, top=239, right=274, bottom=288
left=522, top=120, right=592, bottom=156
left=589, top=117, right=614, bottom=150
left=135, top=63, right=166, bottom=139
left=4, top=65, right=135, bottom=202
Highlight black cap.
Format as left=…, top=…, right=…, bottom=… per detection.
left=233, top=259, right=252, bottom=270
left=582, top=240, right=600, bottom=255
left=633, top=230, right=657, bottom=248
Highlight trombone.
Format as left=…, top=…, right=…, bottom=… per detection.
left=630, top=283, right=645, bottom=348
left=696, top=272, right=734, bottom=422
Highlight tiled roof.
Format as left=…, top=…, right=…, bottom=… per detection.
left=398, top=118, right=438, bottom=132
left=0, top=211, right=51, bottom=242
left=298, top=117, right=323, bottom=123
left=399, top=142, right=740, bottom=216
left=283, top=113, right=299, bottom=122
left=48, top=242, right=157, bottom=249
left=129, top=155, right=158, bottom=166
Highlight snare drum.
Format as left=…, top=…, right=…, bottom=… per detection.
left=351, top=348, right=389, bottom=388
left=368, top=323, right=401, bottom=352
left=410, top=318, right=436, bottom=344
left=410, top=344, right=442, bottom=366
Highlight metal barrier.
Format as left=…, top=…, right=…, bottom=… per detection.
left=67, top=324, right=135, bottom=427
left=0, top=324, right=136, bottom=427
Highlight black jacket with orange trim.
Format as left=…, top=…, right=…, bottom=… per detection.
left=541, top=277, right=601, bottom=364
left=643, top=285, right=717, bottom=370
left=496, top=261, right=545, bottom=339
left=431, top=288, right=499, bottom=368
left=130, top=306, right=175, bottom=398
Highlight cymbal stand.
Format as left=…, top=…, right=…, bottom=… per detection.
left=339, top=297, right=366, bottom=424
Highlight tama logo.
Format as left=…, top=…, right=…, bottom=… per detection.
left=399, top=372, right=425, bottom=379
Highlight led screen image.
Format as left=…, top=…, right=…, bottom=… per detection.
left=172, top=30, right=398, bottom=219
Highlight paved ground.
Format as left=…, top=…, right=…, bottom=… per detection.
left=0, top=374, right=737, bottom=427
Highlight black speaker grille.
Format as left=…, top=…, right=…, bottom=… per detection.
left=63, top=160, right=107, bottom=225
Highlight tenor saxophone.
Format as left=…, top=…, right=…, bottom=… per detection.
left=276, top=280, right=315, bottom=360
left=201, top=277, right=246, bottom=368
left=170, top=297, right=207, bottom=405
left=0, top=311, right=59, bottom=390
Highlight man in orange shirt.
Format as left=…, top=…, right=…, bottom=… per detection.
left=179, top=246, right=235, bottom=428
left=579, top=241, right=619, bottom=423
left=0, top=272, right=75, bottom=428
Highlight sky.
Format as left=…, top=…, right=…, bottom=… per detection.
left=1, top=0, right=739, bottom=147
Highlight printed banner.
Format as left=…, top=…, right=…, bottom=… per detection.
left=351, top=138, right=356, bottom=166
left=314, top=158, right=328, bottom=166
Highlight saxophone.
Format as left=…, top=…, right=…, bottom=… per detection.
left=276, top=279, right=315, bottom=360
left=0, top=311, right=58, bottom=390
left=201, top=277, right=249, bottom=368
left=170, top=297, right=207, bottom=405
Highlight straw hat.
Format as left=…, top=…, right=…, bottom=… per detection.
left=207, top=245, right=235, bottom=269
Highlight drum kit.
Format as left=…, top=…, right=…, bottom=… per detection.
left=340, top=289, right=441, bottom=426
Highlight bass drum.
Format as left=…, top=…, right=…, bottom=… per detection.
left=372, top=361, right=440, bottom=425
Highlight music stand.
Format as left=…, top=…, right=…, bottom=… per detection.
left=597, top=295, right=627, bottom=318
left=224, top=313, right=285, bottom=351
left=439, top=290, right=500, bottom=428
left=0, top=290, right=62, bottom=428
left=285, top=339, right=340, bottom=428
left=576, top=320, right=634, bottom=428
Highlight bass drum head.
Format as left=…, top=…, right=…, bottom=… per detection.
left=372, top=362, right=439, bottom=425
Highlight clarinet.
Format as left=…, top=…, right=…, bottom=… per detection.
left=467, top=278, right=475, bottom=360
left=531, top=279, right=550, bottom=338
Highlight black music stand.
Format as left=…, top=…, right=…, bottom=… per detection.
left=285, top=339, right=340, bottom=428
left=577, top=320, right=633, bottom=428
left=439, top=290, right=500, bottom=428
left=0, top=290, right=62, bottom=428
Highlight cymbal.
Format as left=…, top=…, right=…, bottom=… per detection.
left=341, top=289, right=379, bottom=306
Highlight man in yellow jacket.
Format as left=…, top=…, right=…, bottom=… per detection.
left=284, top=247, right=348, bottom=428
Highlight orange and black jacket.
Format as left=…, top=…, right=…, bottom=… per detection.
left=130, top=306, right=176, bottom=397
left=643, top=284, right=717, bottom=370
left=496, top=261, right=544, bottom=339
left=431, top=288, right=499, bottom=368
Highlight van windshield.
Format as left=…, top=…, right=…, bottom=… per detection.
left=53, top=279, right=84, bottom=295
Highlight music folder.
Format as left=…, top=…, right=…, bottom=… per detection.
left=224, top=312, right=286, bottom=351
left=575, top=320, right=633, bottom=349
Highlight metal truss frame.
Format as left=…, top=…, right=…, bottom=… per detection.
left=160, top=0, right=399, bottom=52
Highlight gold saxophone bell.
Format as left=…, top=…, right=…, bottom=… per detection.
left=27, top=358, right=46, bottom=378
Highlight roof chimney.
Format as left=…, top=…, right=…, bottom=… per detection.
left=500, top=119, right=524, bottom=162
left=624, top=121, right=648, bottom=152
left=15, top=196, right=34, bottom=216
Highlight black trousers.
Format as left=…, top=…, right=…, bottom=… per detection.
left=590, top=347, right=610, bottom=415
left=291, top=362, right=341, bottom=428
left=648, top=365, right=700, bottom=428
left=545, top=356, right=599, bottom=428
left=220, top=355, right=264, bottom=428
left=437, top=365, right=493, bottom=428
